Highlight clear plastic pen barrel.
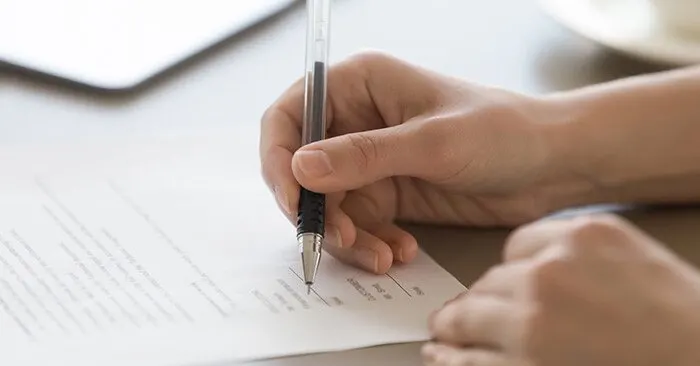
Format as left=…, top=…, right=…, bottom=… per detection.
left=297, top=0, right=331, bottom=286
left=301, top=0, right=330, bottom=146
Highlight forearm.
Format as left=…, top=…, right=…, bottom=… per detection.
left=546, top=65, right=700, bottom=207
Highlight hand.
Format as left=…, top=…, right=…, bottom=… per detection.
left=426, top=214, right=700, bottom=366
left=260, top=51, right=586, bottom=274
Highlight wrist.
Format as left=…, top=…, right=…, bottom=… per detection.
left=528, top=96, right=606, bottom=213
left=539, top=66, right=700, bottom=209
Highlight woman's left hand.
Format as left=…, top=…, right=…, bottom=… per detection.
left=425, top=214, right=700, bottom=366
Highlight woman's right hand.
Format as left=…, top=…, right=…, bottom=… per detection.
left=260, top=51, right=590, bottom=274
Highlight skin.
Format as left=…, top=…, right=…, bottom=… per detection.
left=259, top=51, right=700, bottom=365
left=425, top=214, right=700, bottom=366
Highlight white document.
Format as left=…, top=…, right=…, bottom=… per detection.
left=0, top=136, right=467, bottom=365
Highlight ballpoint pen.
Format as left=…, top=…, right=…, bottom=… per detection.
left=298, top=0, right=331, bottom=294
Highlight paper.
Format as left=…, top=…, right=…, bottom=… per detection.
left=0, top=136, right=467, bottom=365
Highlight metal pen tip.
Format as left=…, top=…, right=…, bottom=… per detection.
left=306, top=284, right=312, bottom=295
left=299, top=232, right=322, bottom=289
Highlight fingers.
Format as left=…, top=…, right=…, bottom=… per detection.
left=323, top=219, right=417, bottom=273
left=323, top=222, right=417, bottom=273
left=323, top=202, right=356, bottom=250
left=262, top=146, right=299, bottom=217
left=430, top=294, right=515, bottom=348
left=502, top=218, right=571, bottom=262
left=261, top=50, right=455, bottom=204
left=259, top=74, right=330, bottom=221
left=291, top=124, right=432, bottom=193
left=502, top=214, right=647, bottom=263
left=324, top=227, right=394, bottom=274
left=338, top=179, right=394, bottom=225
left=260, top=50, right=419, bottom=168
left=260, top=98, right=303, bottom=223
left=262, top=142, right=413, bottom=273
left=371, top=224, right=419, bottom=264
left=263, top=162, right=355, bottom=251
left=422, top=343, right=511, bottom=366
left=260, top=76, right=306, bottom=163
left=469, top=261, right=531, bottom=299
left=337, top=182, right=419, bottom=264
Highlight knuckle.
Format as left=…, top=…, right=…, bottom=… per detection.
left=260, top=161, right=272, bottom=187
left=260, top=146, right=291, bottom=189
left=260, top=104, right=275, bottom=127
left=474, top=103, right=511, bottom=123
left=259, top=151, right=275, bottom=183
left=260, top=78, right=302, bottom=130
left=575, top=213, right=627, bottom=230
left=502, top=228, right=525, bottom=260
left=344, top=133, right=379, bottom=172
left=504, top=221, right=531, bottom=245
left=469, top=266, right=501, bottom=294
left=345, top=49, right=394, bottom=69
left=417, top=118, right=458, bottom=160
left=530, top=256, right=570, bottom=296
left=534, top=256, right=568, bottom=278
left=502, top=219, right=542, bottom=259
left=341, top=50, right=399, bottom=84
left=259, top=106, right=280, bottom=146
left=521, top=256, right=577, bottom=354
left=565, top=214, right=630, bottom=251
left=445, top=301, right=467, bottom=329
left=520, top=304, right=549, bottom=357
left=410, top=119, right=464, bottom=180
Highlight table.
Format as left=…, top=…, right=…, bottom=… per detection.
left=1, top=0, right=698, bottom=365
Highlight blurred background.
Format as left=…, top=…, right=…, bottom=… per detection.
left=0, top=0, right=678, bottom=147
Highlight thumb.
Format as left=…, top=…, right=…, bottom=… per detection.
left=291, top=124, right=437, bottom=192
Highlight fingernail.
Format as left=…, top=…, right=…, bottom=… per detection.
left=326, top=226, right=343, bottom=248
left=354, top=247, right=378, bottom=273
left=273, top=186, right=291, bottom=214
left=396, top=247, right=404, bottom=263
left=296, top=150, right=333, bottom=178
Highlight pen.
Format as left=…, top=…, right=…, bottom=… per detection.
left=298, top=0, right=331, bottom=294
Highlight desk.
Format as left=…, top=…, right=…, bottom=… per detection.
left=1, top=0, right=698, bottom=365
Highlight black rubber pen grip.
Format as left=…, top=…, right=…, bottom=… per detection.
left=297, top=187, right=325, bottom=236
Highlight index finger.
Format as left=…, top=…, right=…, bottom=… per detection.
left=260, top=76, right=304, bottom=174
left=259, top=82, right=304, bottom=231
left=502, top=218, right=571, bottom=263
left=259, top=52, right=348, bottom=208
left=260, top=50, right=440, bottom=184
left=259, top=75, right=360, bottom=256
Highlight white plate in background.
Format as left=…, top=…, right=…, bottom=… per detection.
left=538, top=0, right=700, bottom=66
